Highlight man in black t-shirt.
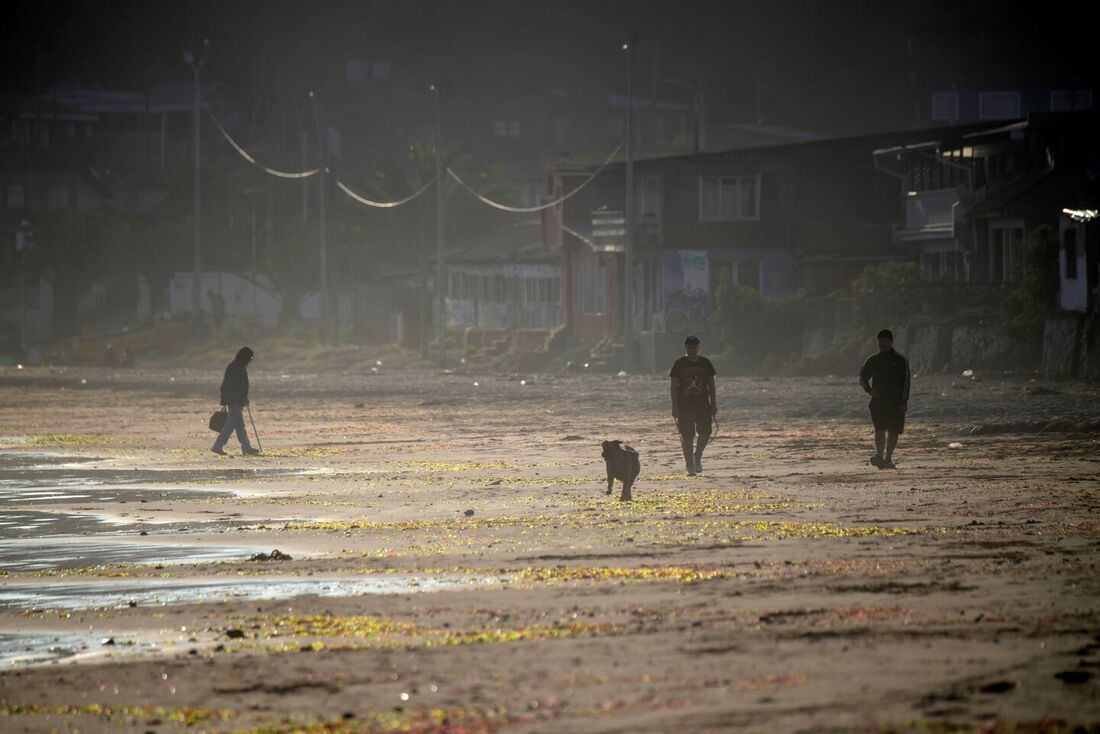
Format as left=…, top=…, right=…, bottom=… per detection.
left=670, top=335, right=717, bottom=476
left=858, top=329, right=911, bottom=470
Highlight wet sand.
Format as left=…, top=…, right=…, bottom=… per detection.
left=0, top=364, right=1098, bottom=732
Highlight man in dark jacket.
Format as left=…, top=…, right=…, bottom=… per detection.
left=212, top=346, right=260, bottom=456
left=859, top=329, right=911, bottom=469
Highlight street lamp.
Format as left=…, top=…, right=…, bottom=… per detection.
left=430, top=83, right=446, bottom=366
left=623, top=35, right=638, bottom=372
left=182, top=39, right=210, bottom=323
left=659, top=76, right=705, bottom=153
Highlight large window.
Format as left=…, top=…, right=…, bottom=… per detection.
left=699, top=175, right=759, bottom=221
left=493, top=120, right=521, bottom=138
left=579, top=259, right=606, bottom=315
left=989, top=221, right=1025, bottom=284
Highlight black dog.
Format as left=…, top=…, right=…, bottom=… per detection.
left=601, top=440, right=640, bottom=502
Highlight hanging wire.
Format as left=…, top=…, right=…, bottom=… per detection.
left=206, top=108, right=320, bottom=179
left=335, top=176, right=435, bottom=208
left=446, top=143, right=623, bottom=213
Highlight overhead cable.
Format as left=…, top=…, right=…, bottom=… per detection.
left=335, top=176, right=435, bottom=208
left=446, top=143, right=623, bottom=213
left=206, top=108, right=320, bottom=179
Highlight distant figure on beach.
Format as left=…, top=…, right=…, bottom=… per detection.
left=670, top=335, right=717, bottom=476
left=207, top=289, right=226, bottom=331
left=212, top=346, right=260, bottom=456
left=859, top=329, right=910, bottom=470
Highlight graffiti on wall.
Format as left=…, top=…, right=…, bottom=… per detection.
left=663, top=251, right=710, bottom=332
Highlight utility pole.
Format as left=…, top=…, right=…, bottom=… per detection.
left=310, top=91, right=331, bottom=343
left=183, top=39, right=210, bottom=322
left=15, top=221, right=32, bottom=353
left=623, top=35, right=638, bottom=372
left=246, top=187, right=261, bottom=317
left=431, top=83, right=446, bottom=366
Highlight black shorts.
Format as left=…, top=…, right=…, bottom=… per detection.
left=677, top=413, right=712, bottom=438
left=869, top=399, right=905, bottom=434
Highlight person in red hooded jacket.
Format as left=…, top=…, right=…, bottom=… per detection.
left=212, top=347, right=260, bottom=456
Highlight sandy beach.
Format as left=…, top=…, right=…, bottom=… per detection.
left=0, top=362, right=1098, bottom=733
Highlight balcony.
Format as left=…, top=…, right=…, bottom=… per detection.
left=894, top=189, right=959, bottom=243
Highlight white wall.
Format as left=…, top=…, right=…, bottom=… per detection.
left=169, top=272, right=282, bottom=327
left=1059, top=219, right=1088, bottom=312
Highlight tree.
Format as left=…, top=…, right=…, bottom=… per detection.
left=32, top=210, right=126, bottom=338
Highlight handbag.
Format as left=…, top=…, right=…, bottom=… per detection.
left=208, top=406, right=228, bottom=432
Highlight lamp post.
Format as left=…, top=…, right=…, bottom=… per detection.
left=430, top=83, right=446, bottom=366
left=182, top=39, right=210, bottom=322
left=15, top=220, right=33, bottom=353
left=623, top=35, right=638, bottom=372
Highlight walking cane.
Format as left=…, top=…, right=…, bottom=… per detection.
left=247, top=404, right=263, bottom=453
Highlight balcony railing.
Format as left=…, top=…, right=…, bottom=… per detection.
left=896, top=189, right=959, bottom=242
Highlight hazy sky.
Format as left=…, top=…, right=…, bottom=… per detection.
left=6, top=0, right=1095, bottom=135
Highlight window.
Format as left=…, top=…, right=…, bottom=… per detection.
left=493, top=120, right=520, bottom=138
left=345, top=58, right=369, bottom=83
left=932, top=92, right=959, bottom=121
left=699, top=175, right=759, bottom=221
left=989, top=221, right=1025, bottom=283
left=38, top=121, right=49, bottom=147
left=979, top=91, right=1021, bottom=120
left=1051, top=91, right=1075, bottom=112
left=579, top=259, right=606, bottom=315
left=638, top=175, right=662, bottom=218
left=372, top=61, right=392, bottom=80
left=85, top=123, right=94, bottom=139
left=1064, top=228, right=1078, bottom=280
left=5, top=184, right=26, bottom=209
left=45, top=183, right=74, bottom=210
left=1053, top=90, right=1094, bottom=112
left=67, top=121, right=77, bottom=139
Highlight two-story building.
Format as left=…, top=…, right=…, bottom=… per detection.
left=543, top=124, right=1007, bottom=347
left=873, top=108, right=1099, bottom=289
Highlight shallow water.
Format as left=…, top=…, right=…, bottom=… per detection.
left=0, top=632, right=127, bottom=666
left=0, top=451, right=252, bottom=570
left=0, top=575, right=494, bottom=611
left=0, top=539, right=256, bottom=572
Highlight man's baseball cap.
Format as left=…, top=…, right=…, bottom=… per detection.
left=684, top=335, right=700, bottom=345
